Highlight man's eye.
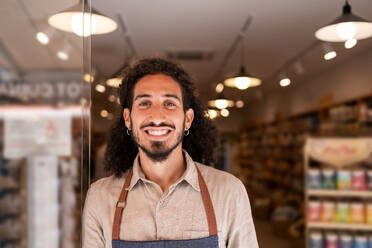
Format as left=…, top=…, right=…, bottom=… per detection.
left=165, top=102, right=176, bottom=107
left=139, top=101, right=150, bottom=107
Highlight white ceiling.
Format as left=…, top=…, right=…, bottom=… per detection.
left=1, top=0, right=372, bottom=131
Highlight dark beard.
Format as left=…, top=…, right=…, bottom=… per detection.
left=130, top=119, right=185, bottom=162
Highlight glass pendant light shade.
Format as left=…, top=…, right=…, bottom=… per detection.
left=224, top=66, right=261, bottom=90
left=315, top=2, right=372, bottom=42
left=208, top=93, right=234, bottom=110
left=48, top=2, right=117, bottom=37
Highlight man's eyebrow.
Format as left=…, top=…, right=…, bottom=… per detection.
left=134, top=94, right=151, bottom=101
left=164, top=94, right=181, bottom=102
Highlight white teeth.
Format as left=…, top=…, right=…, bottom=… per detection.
left=148, top=130, right=168, bottom=136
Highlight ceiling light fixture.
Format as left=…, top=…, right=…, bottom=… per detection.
left=36, top=32, right=49, bottom=45
left=215, top=83, right=224, bottom=93
left=57, top=42, right=71, bottom=61
left=280, top=78, right=291, bottom=87
left=235, top=100, right=244, bottom=108
left=95, top=84, right=106, bottom=93
left=220, top=109, right=230, bottom=117
left=106, top=77, right=122, bottom=88
left=207, top=109, right=219, bottom=119
left=322, top=43, right=337, bottom=60
left=83, top=73, right=94, bottom=83
left=57, top=51, right=69, bottom=61
left=208, top=93, right=234, bottom=110
left=100, top=109, right=108, bottom=118
left=224, top=34, right=261, bottom=90
left=279, top=73, right=291, bottom=87
left=344, top=38, right=357, bottom=49
left=35, top=27, right=56, bottom=45
left=48, top=1, right=117, bottom=37
left=315, top=0, right=372, bottom=42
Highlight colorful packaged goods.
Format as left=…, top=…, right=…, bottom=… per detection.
left=310, top=232, right=324, bottom=248
left=352, top=170, right=367, bottom=190
left=325, top=233, right=338, bottom=248
left=354, top=235, right=368, bottom=248
left=338, top=170, right=352, bottom=190
left=322, top=201, right=336, bottom=222
left=350, top=203, right=365, bottom=223
left=336, top=202, right=350, bottom=223
left=308, top=201, right=321, bottom=221
left=308, top=169, right=322, bottom=189
left=323, top=169, right=337, bottom=189
left=340, top=234, right=353, bottom=248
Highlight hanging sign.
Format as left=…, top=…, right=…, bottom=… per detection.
left=4, top=112, right=71, bottom=159
left=305, top=138, right=372, bottom=167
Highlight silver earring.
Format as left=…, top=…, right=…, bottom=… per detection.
left=126, top=129, right=131, bottom=136
left=184, top=129, right=190, bottom=136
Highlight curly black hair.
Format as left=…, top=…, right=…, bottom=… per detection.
left=104, top=58, right=218, bottom=177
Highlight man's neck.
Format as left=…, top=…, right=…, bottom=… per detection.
left=138, top=145, right=186, bottom=192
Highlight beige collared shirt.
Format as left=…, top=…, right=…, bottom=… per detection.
left=83, top=150, right=258, bottom=248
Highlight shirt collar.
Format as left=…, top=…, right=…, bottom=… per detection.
left=127, top=149, right=200, bottom=192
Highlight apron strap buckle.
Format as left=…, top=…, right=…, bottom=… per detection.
left=116, top=201, right=126, bottom=208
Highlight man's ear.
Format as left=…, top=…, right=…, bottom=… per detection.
left=185, top=108, right=194, bottom=130
left=123, top=108, right=131, bottom=130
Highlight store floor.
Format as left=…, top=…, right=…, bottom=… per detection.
left=255, top=220, right=291, bottom=248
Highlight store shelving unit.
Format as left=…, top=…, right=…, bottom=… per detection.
left=304, top=138, right=372, bottom=248
left=236, top=94, right=372, bottom=237
left=307, top=222, right=372, bottom=231
left=308, top=189, right=372, bottom=198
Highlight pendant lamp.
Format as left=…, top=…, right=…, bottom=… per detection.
left=315, top=1, right=372, bottom=42
left=48, top=0, right=117, bottom=37
left=208, top=93, right=234, bottom=110
left=224, top=66, right=261, bottom=90
left=224, top=35, right=261, bottom=90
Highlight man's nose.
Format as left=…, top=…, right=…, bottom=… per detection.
left=148, top=104, right=166, bottom=124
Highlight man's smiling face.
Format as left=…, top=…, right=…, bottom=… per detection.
left=123, top=74, right=194, bottom=162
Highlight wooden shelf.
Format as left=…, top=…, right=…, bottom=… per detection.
left=308, top=189, right=372, bottom=198
left=308, top=222, right=372, bottom=231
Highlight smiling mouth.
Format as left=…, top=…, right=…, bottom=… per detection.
left=145, top=129, right=171, bottom=136
left=143, top=127, right=173, bottom=139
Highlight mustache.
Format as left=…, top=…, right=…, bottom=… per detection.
left=140, top=122, right=175, bottom=129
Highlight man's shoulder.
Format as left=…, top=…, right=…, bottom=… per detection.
left=88, top=172, right=127, bottom=196
left=195, top=162, right=244, bottom=190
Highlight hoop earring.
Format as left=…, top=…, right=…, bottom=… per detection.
left=184, top=129, right=190, bottom=136
left=126, top=129, right=131, bottom=136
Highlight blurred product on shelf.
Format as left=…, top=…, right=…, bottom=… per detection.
left=352, top=171, right=367, bottom=190
left=309, top=169, right=322, bottom=189
left=338, top=170, right=352, bottom=190
left=337, top=202, right=351, bottom=223
left=309, top=232, right=372, bottom=248
left=325, top=232, right=338, bottom=248
left=309, top=232, right=323, bottom=248
left=307, top=169, right=370, bottom=192
left=323, top=170, right=337, bottom=189
left=322, top=202, right=336, bottom=222
left=308, top=201, right=322, bottom=222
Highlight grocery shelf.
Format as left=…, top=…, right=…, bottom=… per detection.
left=307, top=189, right=372, bottom=198
left=308, top=222, right=372, bottom=231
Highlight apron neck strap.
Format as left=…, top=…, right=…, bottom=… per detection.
left=195, top=166, right=218, bottom=236
left=112, top=168, right=133, bottom=240
left=111, top=164, right=218, bottom=240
